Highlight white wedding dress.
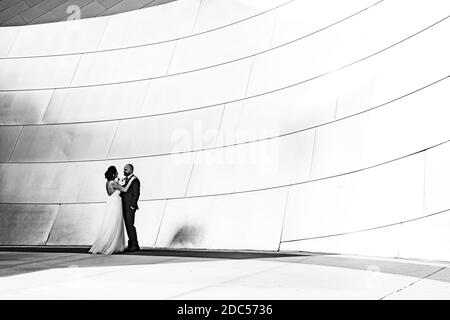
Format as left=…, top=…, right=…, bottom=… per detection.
left=89, top=190, right=126, bottom=255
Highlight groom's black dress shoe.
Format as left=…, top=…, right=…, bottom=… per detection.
left=124, top=246, right=140, bottom=253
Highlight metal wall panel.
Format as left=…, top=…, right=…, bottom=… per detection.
left=0, top=0, right=448, bottom=260
left=8, top=17, right=109, bottom=57
left=71, top=161, right=116, bottom=203
left=155, top=188, right=288, bottom=251
left=3, top=24, right=446, bottom=126
left=247, top=0, right=450, bottom=96
left=98, top=0, right=200, bottom=49
left=282, top=153, right=425, bottom=242
left=399, top=211, right=450, bottom=262
left=162, top=17, right=449, bottom=138
left=42, top=81, right=149, bottom=124
left=5, top=22, right=446, bottom=126
left=193, top=0, right=287, bottom=33
left=280, top=224, right=402, bottom=258
left=168, top=11, right=274, bottom=74
left=10, top=121, right=118, bottom=161
left=0, top=153, right=194, bottom=204
left=0, top=126, right=22, bottom=162
left=135, top=200, right=166, bottom=248
left=0, top=204, right=59, bottom=245
left=335, top=18, right=450, bottom=118
left=120, top=153, right=195, bottom=200
left=46, top=203, right=105, bottom=246
left=270, top=0, right=378, bottom=47
left=310, top=114, right=370, bottom=179
left=217, top=20, right=450, bottom=142
left=186, top=131, right=315, bottom=196
left=310, top=79, right=450, bottom=180
left=70, top=42, right=175, bottom=87
left=217, top=84, right=336, bottom=146
left=0, top=90, right=53, bottom=125
left=108, top=107, right=222, bottom=158
left=0, top=163, right=84, bottom=203
left=382, top=79, right=450, bottom=157
left=0, top=55, right=80, bottom=90
left=141, top=58, right=252, bottom=114
left=423, top=143, right=450, bottom=215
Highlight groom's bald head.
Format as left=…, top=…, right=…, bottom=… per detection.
left=124, top=164, right=134, bottom=176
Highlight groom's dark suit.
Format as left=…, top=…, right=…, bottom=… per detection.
left=120, top=174, right=140, bottom=249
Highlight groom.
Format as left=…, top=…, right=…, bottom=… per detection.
left=121, top=163, right=141, bottom=252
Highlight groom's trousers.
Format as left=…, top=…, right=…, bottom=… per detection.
left=123, top=205, right=139, bottom=248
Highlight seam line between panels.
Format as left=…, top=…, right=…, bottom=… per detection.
left=164, top=40, right=178, bottom=76
left=0, top=1, right=25, bottom=13
left=7, top=125, right=23, bottom=162
left=183, top=162, right=196, bottom=197
left=308, top=128, right=318, bottom=180
left=153, top=199, right=168, bottom=248
left=139, top=0, right=159, bottom=10
left=213, top=104, right=226, bottom=148
left=94, top=13, right=112, bottom=50
left=281, top=208, right=450, bottom=244
left=5, top=27, right=21, bottom=57
left=396, top=221, right=403, bottom=258
left=105, top=121, right=120, bottom=158
left=0, top=0, right=389, bottom=90
left=37, top=89, right=58, bottom=125
left=2, top=75, right=448, bottom=163
left=243, top=55, right=256, bottom=98
left=0, top=13, right=446, bottom=126
left=2, top=138, right=448, bottom=204
left=137, top=79, right=153, bottom=115
left=277, top=187, right=291, bottom=252
left=189, top=0, right=203, bottom=35
left=104, top=0, right=147, bottom=14
left=44, top=204, right=60, bottom=246
left=1, top=0, right=299, bottom=59
left=68, top=54, right=84, bottom=86
left=334, top=97, right=339, bottom=119
left=379, top=266, right=447, bottom=300
left=422, top=152, right=427, bottom=214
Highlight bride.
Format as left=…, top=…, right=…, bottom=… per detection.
left=89, top=166, right=137, bottom=255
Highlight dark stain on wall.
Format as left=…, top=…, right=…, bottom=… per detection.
left=169, top=224, right=203, bottom=247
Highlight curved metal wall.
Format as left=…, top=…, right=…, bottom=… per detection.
left=0, top=0, right=449, bottom=262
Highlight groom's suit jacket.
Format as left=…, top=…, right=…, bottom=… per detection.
left=120, top=175, right=140, bottom=210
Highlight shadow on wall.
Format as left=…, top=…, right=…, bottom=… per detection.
left=169, top=224, right=204, bottom=248
left=0, top=92, right=48, bottom=125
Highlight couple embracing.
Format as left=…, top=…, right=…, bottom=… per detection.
left=89, top=164, right=141, bottom=255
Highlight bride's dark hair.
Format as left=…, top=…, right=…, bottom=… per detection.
left=104, top=166, right=118, bottom=181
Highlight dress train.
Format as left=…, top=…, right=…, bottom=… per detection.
left=89, top=190, right=126, bottom=255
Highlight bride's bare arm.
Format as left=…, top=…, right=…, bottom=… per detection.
left=111, top=176, right=137, bottom=192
